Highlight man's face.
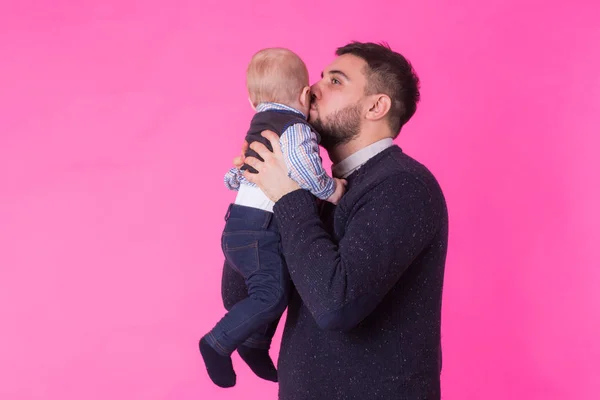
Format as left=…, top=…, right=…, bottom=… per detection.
left=309, top=54, right=368, bottom=150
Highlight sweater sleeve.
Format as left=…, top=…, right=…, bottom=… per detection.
left=273, top=173, right=440, bottom=331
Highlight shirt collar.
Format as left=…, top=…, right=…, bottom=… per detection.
left=255, top=102, right=307, bottom=119
left=332, top=138, right=395, bottom=178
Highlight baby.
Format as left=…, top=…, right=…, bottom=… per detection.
left=199, top=48, right=345, bottom=388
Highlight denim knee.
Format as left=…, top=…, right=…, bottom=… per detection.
left=257, top=287, right=288, bottom=319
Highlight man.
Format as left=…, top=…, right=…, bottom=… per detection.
left=224, top=41, right=448, bottom=399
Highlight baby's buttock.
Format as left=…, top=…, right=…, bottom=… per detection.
left=234, top=184, right=275, bottom=213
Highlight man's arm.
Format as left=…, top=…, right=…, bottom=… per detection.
left=273, top=173, right=440, bottom=331
left=279, top=123, right=336, bottom=200
left=239, top=132, right=439, bottom=331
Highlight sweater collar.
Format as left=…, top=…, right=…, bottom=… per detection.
left=332, top=138, right=394, bottom=179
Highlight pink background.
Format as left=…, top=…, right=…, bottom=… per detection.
left=1, top=1, right=598, bottom=399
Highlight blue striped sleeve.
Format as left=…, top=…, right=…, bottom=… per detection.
left=224, top=167, right=256, bottom=191
left=279, top=123, right=335, bottom=200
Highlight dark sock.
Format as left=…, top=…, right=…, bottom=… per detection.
left=199, top=337, right=236, bottom=388
left=237, top=345, right=278, bottom=382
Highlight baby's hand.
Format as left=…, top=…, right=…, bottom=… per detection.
left=326, top=178, right=347, bottom=205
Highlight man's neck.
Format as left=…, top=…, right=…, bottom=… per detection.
left=327, top=130, right=394, bottom=164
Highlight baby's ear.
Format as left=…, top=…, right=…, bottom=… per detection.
left=299, top=86, right=311, bottom=107
left=248, top=97, right=257, bottom=111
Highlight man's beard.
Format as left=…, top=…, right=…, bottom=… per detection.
left=310, top=104, right=361, bottom=150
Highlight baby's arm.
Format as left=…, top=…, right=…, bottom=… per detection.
left=223, top=168, right=242, bottom=191
left=279, top=123, right=345, bottom=204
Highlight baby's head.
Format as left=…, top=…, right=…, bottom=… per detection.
left=246, top=48, right=311, bottom=116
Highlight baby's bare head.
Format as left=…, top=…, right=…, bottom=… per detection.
left=246, top=48, right=310, bottom=111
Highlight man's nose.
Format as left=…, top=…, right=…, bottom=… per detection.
left=310, top=83, right=321, bottom=100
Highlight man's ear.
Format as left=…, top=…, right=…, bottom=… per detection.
left=365, top=94, right=391, bottom=122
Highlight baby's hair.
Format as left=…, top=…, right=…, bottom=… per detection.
left=246, top=48, right=309, bottom=107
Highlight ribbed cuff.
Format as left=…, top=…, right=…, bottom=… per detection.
left=273, top=189, right=318, bottom=224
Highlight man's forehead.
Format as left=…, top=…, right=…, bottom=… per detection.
left=323, top=54, right=366, bottom=80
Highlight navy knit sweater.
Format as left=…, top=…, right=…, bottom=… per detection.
left=221, top=145, right=448, bottom=399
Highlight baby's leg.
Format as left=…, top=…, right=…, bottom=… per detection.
left=221, top=258, right=248, bottom=311
left=206, top=229, right=287, bottom=350
left=202, top=227, right=287, bottom=387
left=199, top=259, right=245, bottom=388
left=217, top=259, right=282, bottom=382
left=237, top=313, right=283, bottom=382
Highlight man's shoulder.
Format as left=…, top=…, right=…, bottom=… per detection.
left=365, top=146, right=432, bottom=179
left=365, top=146, right=446, bottom=201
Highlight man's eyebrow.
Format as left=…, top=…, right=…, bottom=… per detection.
left=321, top=70, right=350, bottom=81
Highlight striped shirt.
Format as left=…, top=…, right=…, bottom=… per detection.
left=224, top=102, right=335, bottom=200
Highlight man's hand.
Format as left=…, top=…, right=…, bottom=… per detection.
left=326, top=178, right=347, bottom=205
left=242, top=130, right=301, bottom=202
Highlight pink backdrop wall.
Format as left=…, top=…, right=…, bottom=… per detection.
left=1, top=1, right=598, bottom=399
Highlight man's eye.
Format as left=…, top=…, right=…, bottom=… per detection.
left=331, top=78, right=340, bottom=85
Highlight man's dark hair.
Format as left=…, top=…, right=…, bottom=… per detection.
left=336, top=41, right=420, bottom=136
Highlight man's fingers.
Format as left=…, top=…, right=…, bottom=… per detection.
left=248, top=140, right=273, bottom=161
left=233, top=155, right=244, bottom=169
left=243, top=156, right=262, bottom=173
left=242, top=169, right=258, bottom=184
left=232, top=140, right=249, bottom=169
left=260, top=130, right=282, bottom=156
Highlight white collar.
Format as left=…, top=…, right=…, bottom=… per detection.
left=332, top=138, right=394, bottom=178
